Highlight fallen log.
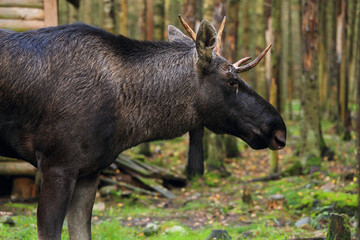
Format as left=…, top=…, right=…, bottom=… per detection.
left=115, top=155, right=187, bottom=187
left=0, top=156, right=37, bottom=176
left=131, top=173, right=175, bottom=199
left=100, top=177, right=157, bottom=197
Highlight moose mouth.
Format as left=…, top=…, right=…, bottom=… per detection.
left=269, top=130, right=286, bottom=150
left=245, top=128, right=286, bottom=151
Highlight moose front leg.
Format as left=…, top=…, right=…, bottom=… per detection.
left=67, top=171, right=100, bottom=240
left=37, top=166, right=77, bottom=240
left=186, top=126, right=205, bottom=179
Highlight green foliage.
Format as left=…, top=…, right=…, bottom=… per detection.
left=0, top=215, right=37, bottom=240
left=203, top=172, right=223, bottom=187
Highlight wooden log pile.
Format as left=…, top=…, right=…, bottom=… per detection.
left=0, top=154, right=187, bottom=200
left=100, top=155, right=187, bottom=199
left=0, top=0, right=57, bottom=32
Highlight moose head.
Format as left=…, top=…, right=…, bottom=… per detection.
left=174, top=16, right=286, bottom=151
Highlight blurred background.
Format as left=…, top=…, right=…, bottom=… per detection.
left=0, top=0, right=359, bottom=239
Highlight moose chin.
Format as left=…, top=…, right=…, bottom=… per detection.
left=0, top=15, right=286, bottom=239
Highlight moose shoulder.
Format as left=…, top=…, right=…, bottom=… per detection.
left=0, top=18, right=286, bottom=240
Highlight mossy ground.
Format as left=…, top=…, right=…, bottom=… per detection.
left=0, top=120, right=358, bottom=239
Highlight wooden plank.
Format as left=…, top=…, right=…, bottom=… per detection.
left=44, top=0, right=58, bottom=27
left=0, top=0, right=43, bottom=8
left=0, top=19, right=44, bottom=31
left=0, top=162, right=37, bottom=176
left=0, top=7, right=44, bottom=20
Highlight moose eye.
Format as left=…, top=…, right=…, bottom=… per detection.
left=227, top=80, right=238, bottom=88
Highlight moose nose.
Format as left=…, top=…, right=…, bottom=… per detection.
left=270, top=130, right=286, bottom=150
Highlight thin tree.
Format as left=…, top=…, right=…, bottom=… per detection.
left=336, top=0, right=351, bottom=140
left=183, top=0, right=196, bottom=30
left=356, top=1, right=360, bottom=236
left=265, top=0, right=281, bottom=173
left=138, top=0, right=155, bottom=157
left=299, top=0, right=328, bottom=171
left=223, top=0, right=240, bottom=158
left=205, top=0, right=229, bottom=175
left=289, top=0, right=302, bottom=119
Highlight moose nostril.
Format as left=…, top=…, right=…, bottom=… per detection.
left=273, top=130, right=286, bottom=149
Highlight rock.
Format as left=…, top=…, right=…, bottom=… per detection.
left=300, top=223, right=314, bottom=231
left=186, top=192, right=201, bottom=201
left=239, top=230, right=254, bottom=239
left=143, top=223, right=160, bottom=236
left=99, top=185, right=117, bottom=197
left=206, top=229, right=232, bottom=240
left=164, top=225, right=186, bottom=235
left=93, top=202, right=106, bottom=212
left=321, top=182, right=335, bottom=192
left=0, top=216, right=15, bottom=226
left=295, top=217, right=311, bottom=228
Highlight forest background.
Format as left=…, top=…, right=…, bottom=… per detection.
left=58, top=0, right=360, bottom=174
left=57, top=0, right=360, bottom=237
left=0, top=0, right=360, bottom=239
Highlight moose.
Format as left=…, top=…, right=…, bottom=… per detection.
left=0, top=16, right=286, bottom=239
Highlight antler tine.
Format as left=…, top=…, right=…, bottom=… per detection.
left=214, top=16, right=226, bottom=55
left=178, top=15, right=196, bottom=42
left=235, top=44, right=272, bottom=73
left=233, top=57, right=252, bottom=68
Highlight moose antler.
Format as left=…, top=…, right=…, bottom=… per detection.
left=178, top=15, right=270, bottom=71
left=234, top=44, right=272, bottom=73
left=178, top=15, right=226, bottom=56
left=214, top=16, right=226, bottom=55
left=178, top=15, right=196, bottom=42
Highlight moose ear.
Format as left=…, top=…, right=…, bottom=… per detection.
left=168, top=25, right=195, bottom=46
left=196, top=20, right=217, bottom=64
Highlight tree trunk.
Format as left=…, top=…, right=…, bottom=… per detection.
left=299, top=0, right=328, bottom=171
left=102, top=0, right=113, bottom=32
left=153, top=0, right=164, bottom=40
left=146, top=0, right=153, bottom=40
left=271, top=0, right=281, bottom=113
left=79, top=0, right=92, bottom=24
left=348, top=0, right=359, bottom=107
left=269, top=77, right=279, bottom=173
left=264, top=0, right=272, bottom=101
left=289, top=0, right=301, bottom=119
left=183, top=0, right=196, bottom=30
left=91, top=0, right=103, bottom=28
left=223, top=0, right=240, bottom=158
left=203, top=0, right=228, bottom=176
left=265, top=0, right=281, bottom=173
left=254, top=0, right=267, bottom=98
left=140, top=0, right=147, bottom=40
left=202, top=0, right=213, bottom=21
left=336, top=0, right=351, bottom=140
left=356, top=4, right=360, bottom=237
left=280, top=0, right=290, bottom=117
left=318, top=0, right=326, bottom=112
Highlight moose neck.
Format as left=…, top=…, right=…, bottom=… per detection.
left=113, top=38, right=200, bottom=150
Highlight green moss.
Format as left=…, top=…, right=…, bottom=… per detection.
left=281, top=161, right=303, bottom=177
left=343, top=182, right=357, bottom=192
left=203, top=172, right=223, bottom=187
left=306, top=156, right=321, bottom=168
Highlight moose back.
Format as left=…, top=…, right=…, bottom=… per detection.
left=0, top=18, right=286, bottom=239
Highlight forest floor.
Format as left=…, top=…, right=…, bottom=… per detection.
left=0, top=120, right=358, bottom=239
